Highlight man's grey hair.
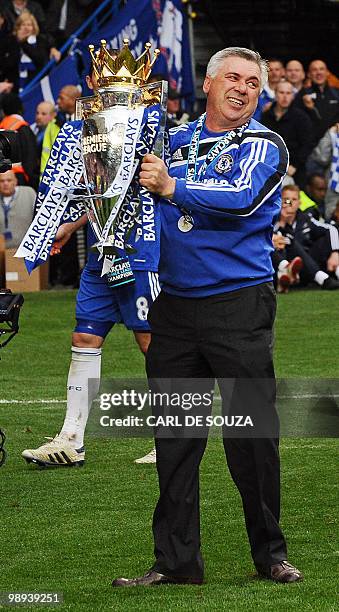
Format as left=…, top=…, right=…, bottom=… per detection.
left=206, top=47, right=269, bottom=92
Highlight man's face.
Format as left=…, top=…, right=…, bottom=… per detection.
left=275, top=82, right=294, bottom=109
left=86, top=73, right=98, bottom=92
left=307, top=176, right=327, bottom=203
left=167, top=98, right=180, bottom=114
left=35, top=102, right=55, bottom=127
left=0, top=171, right=17, bottom=196
left=57, top=89, right=76, bottom=114
left=308, top=61, right=328, bottom=87
left=285, top=61, right=305, bottom=86
left=268, top=61, right=285, bottom=86
left=281, top=189, right=300, bottom=222
left=203, top=56, right=261, bottom=130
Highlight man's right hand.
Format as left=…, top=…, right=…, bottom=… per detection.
left=51, top=214, right=88, bottom=255
left=50, top=224, right=74, bottom=255
left=302, top=94, right=315, bottom=110
left=272, top=233, right=287, bottom=250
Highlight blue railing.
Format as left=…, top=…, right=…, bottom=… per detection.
left=20, top=0, right=121, bottom=97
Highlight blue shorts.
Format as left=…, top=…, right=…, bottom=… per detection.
left=75, top=266, right=161, bottom=337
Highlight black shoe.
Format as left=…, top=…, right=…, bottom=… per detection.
left=112, top=569, right=203, bottom=587
left=322, top=277, right=339, bottom=290
left=257, top=560, right=303, bottom=583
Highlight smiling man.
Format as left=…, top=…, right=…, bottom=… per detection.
left=112, top=47, right=303, bottom=587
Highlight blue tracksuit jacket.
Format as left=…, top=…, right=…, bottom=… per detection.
left=159, top=117, right=289, bottom=297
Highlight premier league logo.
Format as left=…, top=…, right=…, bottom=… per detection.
left=215, top=153, right=234, bottom=174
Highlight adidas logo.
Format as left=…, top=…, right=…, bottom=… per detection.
left=172, top=148, right=184, bottom=161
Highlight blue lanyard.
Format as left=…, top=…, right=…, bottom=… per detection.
left=1, top=196, right=15, bottom=230
left=185, top=113, right=249, bottom=182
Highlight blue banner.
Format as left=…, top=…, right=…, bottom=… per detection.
left=79, top=0, right=194, bottom=106
left=21, top=1, right=194, bottom=122
left=21, top=55, right=80, bottom=124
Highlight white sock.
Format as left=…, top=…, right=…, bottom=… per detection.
left=314, top=271, right=329, bottom=286
left=278, top=260, right=289, bottom=272
left=60, top=346, right=102, bottom=447
left=335, top=266, right=339, bottom=280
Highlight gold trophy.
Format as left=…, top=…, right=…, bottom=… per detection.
left=75, top=39, right=168, bottom=283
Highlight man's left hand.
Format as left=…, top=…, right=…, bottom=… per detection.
left=140, top=154, right=176, bottom=198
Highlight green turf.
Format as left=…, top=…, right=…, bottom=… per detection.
left=0, top=289, right=338, bottom=611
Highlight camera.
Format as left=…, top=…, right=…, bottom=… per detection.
left=0, top=288, right=24, bottom=349
left=0, top=289, right=24, bottom=467
left=0, top=134, right=24, bottom=467
left=0, top=129, right=21, bottom=173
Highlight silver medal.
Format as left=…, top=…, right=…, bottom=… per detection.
left=178, top=215, right=194, bottom=232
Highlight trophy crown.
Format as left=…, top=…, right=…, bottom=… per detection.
left=88, top=39, right=160, bottom=88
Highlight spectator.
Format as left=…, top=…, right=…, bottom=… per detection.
left=307, top=123, right=339, bottom=219
left=272, top=232, right=303, bottom=294
left=274, top=185, right=339, bottom=290
left=167, top=87, right=193, bottom=128
left=0, top=0, right=45, bottom=30
left=261, top=80, right=313, bottom=188
left=0, top=0, right=60, bottom=60
left=0, top=7, right=11, bottom=33
left=30, top=100, right=55, bottom=157
left=0, top=11, right=51, bottom=93
left=0, top=10, right=13, bottom=92
left=253, top=58, right=285, bottom=120
left=0, top=11, right=14, bottom=95
left=285, top=59, right=305, bottom=94
left=294, top=59, right=339, bottom=146
left=0, top=92, right=39, bottom=188
left=299, top=173, right=327, bottom=219
left=46, top=0, right=99, bottom=49
left=330, top=200, right=339, bottom=227
left=0, top=169, right=35, bottom=248
left=40, top=84, right=80, bottom=174
left=166, top=87, right=181, bottom=127
left=14, top=11, right=49, bottom=92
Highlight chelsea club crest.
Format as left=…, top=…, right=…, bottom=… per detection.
left=215, top=153, right=233, bottom=174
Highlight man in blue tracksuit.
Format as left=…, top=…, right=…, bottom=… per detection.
left=112, top=47, right=303, bottom=587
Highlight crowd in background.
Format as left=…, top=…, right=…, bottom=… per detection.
left=255, top=58, right=339, bottom=291
left=0, top=0, right=338, bottom=291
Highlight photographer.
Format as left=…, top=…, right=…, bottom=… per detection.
left=275, top=185, right=339, bottom=289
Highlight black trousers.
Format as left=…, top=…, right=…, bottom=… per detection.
left=146, top=283, right=287, bottom=580
left=272, top=235, right=333, bottom=283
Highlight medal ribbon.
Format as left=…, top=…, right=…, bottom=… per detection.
left=186, top=113, right=248, bottom=182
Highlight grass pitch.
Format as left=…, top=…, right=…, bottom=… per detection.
left=0, top=289, right=338, bottom=611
